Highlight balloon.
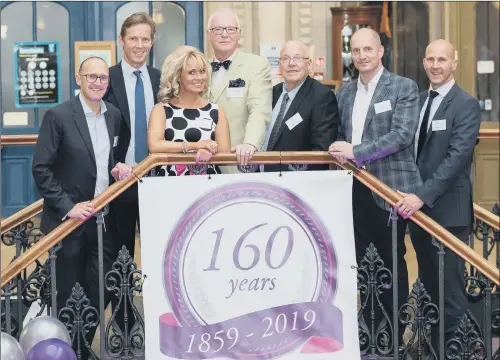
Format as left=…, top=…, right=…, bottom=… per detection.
left=1, top=332, right=25, bottom=360
left=19, top=316, right=71, bottom=355
left=26, top=338, right=76, bottom=360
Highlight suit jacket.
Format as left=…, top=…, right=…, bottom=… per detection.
left=414, top=84, right=481, bottom=228
left=32, top=96, right=121, bottom=244
left=209, top=51, right=273, bottom=150
left=337, top=68, right=422, bottom=210
left=103, top=61, right=161, bottom=163
left=264, top=76, right=339, bottom=172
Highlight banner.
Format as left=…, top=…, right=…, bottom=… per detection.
left=13, top=41, right=61, bottom=108
left=139, top=171, right=360, bottom=360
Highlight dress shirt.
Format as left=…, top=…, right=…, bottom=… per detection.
left=121, top=60, right=155, bottom=166
left=414, top=79, right=455, bottom=158
left=211, top=50, right=237, bottom=89
left=259, top=78, right=306, bottom=172
left=79, top=94, right=110, bottom=197
left=351, top=66, right=384, bottom=145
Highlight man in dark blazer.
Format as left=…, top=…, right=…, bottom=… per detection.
left=260, top=40, right=338, bottom=173
left=103, top=12, right=160, bottom=262
left=395, top=39, right=481, bottom=351
left=32, top=57, right=132, bottom=359
left=329, top=28, right=422, bottom=347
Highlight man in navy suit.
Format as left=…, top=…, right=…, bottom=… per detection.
left=103, top=12, right=161, bottom=261
left=396, top=39, right=481, bottom=352
left=33, top=57, right=132, bottom=359
left=103, top=11, right=161, bottom=341
left=261, top=40, right=338, bottom=173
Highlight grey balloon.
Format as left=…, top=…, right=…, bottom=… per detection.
left=1, top=332, right=25, bottom=360
left=19, top=316, right=71, bottom=355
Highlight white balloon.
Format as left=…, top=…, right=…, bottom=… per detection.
left=1, top=332, right=25, bottom=360
left=19, top=316, right=71, bottom=355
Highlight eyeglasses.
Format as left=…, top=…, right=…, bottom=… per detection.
left=279, top=56, right=310, bottom=64
left=210, top=27, right=239, bottom=35
left=79, top=74, right=109, bottom=84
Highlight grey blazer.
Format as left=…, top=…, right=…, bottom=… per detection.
left=337, top=69, right=422, bottom=210
left=414, top=84, right=481, bottom=228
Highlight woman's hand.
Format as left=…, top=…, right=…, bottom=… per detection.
left=196, top=140, right=218, bottom=154
left=195, top=149, right=213, bottom=164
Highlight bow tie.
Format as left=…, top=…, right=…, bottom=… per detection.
left=211, top=60, right=231, bottom=72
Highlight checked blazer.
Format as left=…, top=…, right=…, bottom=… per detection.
left=337, top=68, right=423, bottom=210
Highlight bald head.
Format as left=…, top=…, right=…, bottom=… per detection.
left=280, top=40, right=309, bottom=57
left=279, top=40, right=311, bottom=90
left=423, top=39, right=457, bottom=89
left=425, top=39, right=456, bottom=60
left=351, top=28, right=382, bottom=47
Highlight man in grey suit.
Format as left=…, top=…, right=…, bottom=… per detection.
left=329, top=28, right=421, bottom=346
left=395, top=39, right=481, bottom=350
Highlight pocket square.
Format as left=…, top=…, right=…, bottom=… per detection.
left=229, top=78, right=245, bottom=88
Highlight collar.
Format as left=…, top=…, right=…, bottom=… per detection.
left=121, top=59, right=148, bottom=78
left=430, top=79, right=455, bottom=98
left=357, top=66, right=384, bottom=91
left=79, top=93, right=107, bottom=116
left=282, top=76, right=307, bottom=101
left=214, top=49, right=238, bottom=63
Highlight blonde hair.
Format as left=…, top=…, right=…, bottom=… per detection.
left=158, top=46, right=212, bottom=104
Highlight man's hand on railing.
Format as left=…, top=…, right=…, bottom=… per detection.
left=231, top=143, right=257, bottom=165
left=328, top=141, right=353, bottom=165
left=394, top=190, right=424, bottom=219
left=111, top=162, right=133, bottom=180
left=67, top=201, right=95, bottom=220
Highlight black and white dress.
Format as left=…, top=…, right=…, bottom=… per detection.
left=156, top=102, right=221, bottom=176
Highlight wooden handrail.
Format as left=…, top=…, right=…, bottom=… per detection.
left=473, top=203, right=499, bottom=231
left=1, top=152, right=499, bottom=287
left=1, top=199, right=43, bottom=234
left=2, top=128, right=499, bottom=146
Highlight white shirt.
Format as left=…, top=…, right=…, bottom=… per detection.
left=79, top=94, right=110, bottom=197
left=211, top=51, right=237, bottom=89
left=121, top=60, right=155, bottom=166
left=414, top=79, right=455, bottom=158
left=351, top=67, right=384, bottom=145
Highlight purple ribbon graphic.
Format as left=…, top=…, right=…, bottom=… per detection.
left=159, top=302, right=343, bottom=359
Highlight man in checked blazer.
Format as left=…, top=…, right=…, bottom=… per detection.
left=329, top=28, right=422, bottom=344
left=207, top=8, right=272, bottom=172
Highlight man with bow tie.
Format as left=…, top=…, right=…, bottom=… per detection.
left=207, top=8, right=272, bottom=171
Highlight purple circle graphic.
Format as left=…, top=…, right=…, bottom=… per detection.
left=162, top=181, right=338, bottom=358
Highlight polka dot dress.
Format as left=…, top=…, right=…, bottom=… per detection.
left=156, top=102, right=221, bottom=176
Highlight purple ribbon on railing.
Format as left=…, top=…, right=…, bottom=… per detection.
left=159, top=302, right=343, bottom=359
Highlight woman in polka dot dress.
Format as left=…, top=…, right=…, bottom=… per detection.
left=148, top=45, right=231, bottom=176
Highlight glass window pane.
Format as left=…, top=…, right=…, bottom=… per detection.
left=152, top=2, right=186, bottom=68
left=36, top=1, right=70, bottom=125
left=116, top=2, right=149, bottom=63
left=1, top=3, right=34, bottom=127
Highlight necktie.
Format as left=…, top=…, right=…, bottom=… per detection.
left=267, top=93, right=290, bottom=150
left=211, top=60, right=231, bottom=72
left=417, top=90, right=439, bottom=159
left=134, top=70, right=148, bottom=163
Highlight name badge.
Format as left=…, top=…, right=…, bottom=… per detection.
left=195, top=118, right=214, bottom=130
left=286, top=113, right=303, bottom=130
left=432, top=119, right=446, bottom=131
left=227, top=87, right=244, bottom=98
left=113, top=136, right=119, bottom=147
left=374, top=100, right=392, bottom=114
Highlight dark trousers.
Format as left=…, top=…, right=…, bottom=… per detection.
left=110, top=188, right=139, bottom=335
left=353, top=178, right=409, bottom=346
left=55, top=211, right=115, bottom=360
left=408, top=222, right=469, bottom=352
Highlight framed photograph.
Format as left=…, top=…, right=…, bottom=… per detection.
left=74, top=41, right=116, bottom=74
left=320, top=80, right=343, bottom=94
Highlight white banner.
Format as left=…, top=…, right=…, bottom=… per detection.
left=139, top=171, right=360, bottom=360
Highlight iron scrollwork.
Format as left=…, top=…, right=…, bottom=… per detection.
left=105, top=246, right=145, bottom=359
left=445, top=311, right=486, bottom=360
left=357, top=243, right=394, bottom=356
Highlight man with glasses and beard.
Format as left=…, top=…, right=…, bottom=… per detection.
left=32, top=57, right=132, bottom=359
left=207, top=8, right=272, bottom=171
